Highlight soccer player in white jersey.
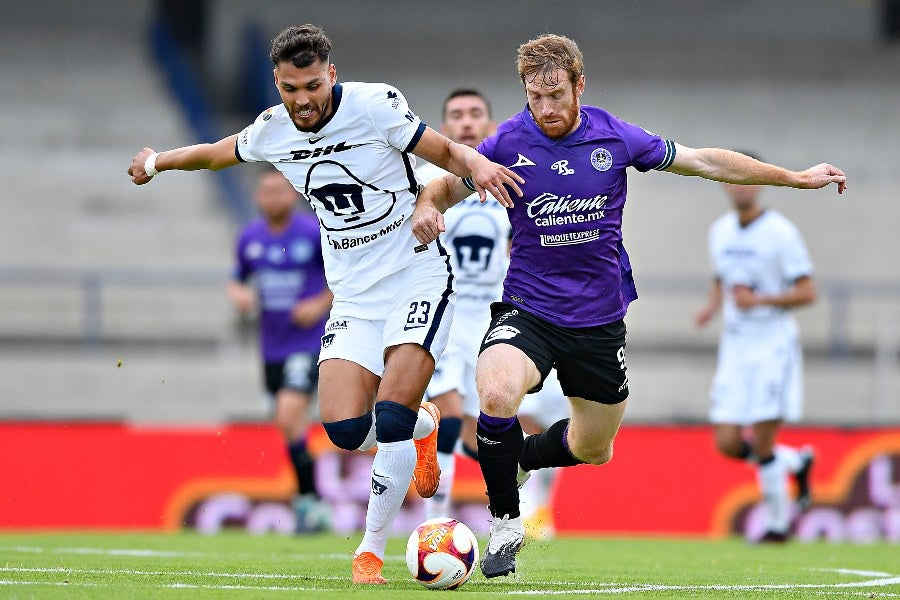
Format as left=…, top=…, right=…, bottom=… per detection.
left=415, top=89, right=510, bottom=521
left=695, top=155, right=816, bottom=542
left=411, top=34, right=845, bottom=578
left=127, top=24, right=523, bottom=585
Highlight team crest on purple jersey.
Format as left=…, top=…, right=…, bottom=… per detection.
left=590, top=148, right=613, bottom=171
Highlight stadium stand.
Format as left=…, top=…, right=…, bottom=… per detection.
left=1, top=0, right=898, bottom=423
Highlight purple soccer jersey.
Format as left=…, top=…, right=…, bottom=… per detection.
left=233, top=212, right=328, bottom=361
left=477, top=105, right=675, bottom=328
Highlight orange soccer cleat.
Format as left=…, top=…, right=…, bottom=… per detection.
left=352, top=551, right=388, bottom=584
left=413, top=401, right=441, bottom=498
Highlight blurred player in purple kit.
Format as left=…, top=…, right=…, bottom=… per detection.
left=128, top=24, right=522, bottom=585
left=412, top=33, right=846, bottom=578
left=227, top=168, right=333, bottom=532
left=695, top=159, right=816, bottom=543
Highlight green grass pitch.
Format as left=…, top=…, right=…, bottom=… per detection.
left=0, top=531, right=897, bottom=598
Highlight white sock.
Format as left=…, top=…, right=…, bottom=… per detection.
left=774, top=444, right=802, bottom=473
left=424, top=451, right=455, bottom=520
left=757, top=456, right=790, bottom=533
left=413, top=405, right=437, bottom=440
left=355, top=439, right=416, bottom=558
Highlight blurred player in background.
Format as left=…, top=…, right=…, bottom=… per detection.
left=128, top=24, right=522, bottom=585
left=415, top=89, right=509, bottom=521
left=695, top=159, right=816, bottom=543
left=227, top=168, right=333, bottom=532
left=412, top=33, right=845, bottom=578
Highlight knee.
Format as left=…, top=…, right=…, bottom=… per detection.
left=476, top=379, right=520, bottom=416
left=322, top=413, right=373, bottom=451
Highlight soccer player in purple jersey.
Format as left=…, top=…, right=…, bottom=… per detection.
left=411, top=33, right=846, bottom=578
left=227, top=168, right=333, bottom=532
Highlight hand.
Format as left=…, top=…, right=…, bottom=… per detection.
left=695, top=306, right=716, bottom=327
left=291, top=299, right=323, bottom=328
left=127, top=147, right=156, bottom=185
left=732, top=285, right=760, bottom=310
left=798, top=163, right=847, bottom=194
left=227, top=283, right=255, bottom=313
left=411, top=201, right=446, bottom=245
left=467, top=155, right=524, bottom=208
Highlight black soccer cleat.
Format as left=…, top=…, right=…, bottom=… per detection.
left=756, top=530, right=789, bottom=544
left=794, top=447, right=815, bottom=512
left=481, top=514, right=525, bottom=578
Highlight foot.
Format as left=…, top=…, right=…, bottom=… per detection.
left=414, top=401, right=441, bottom=498
left=481, top=514, right=525, bottom=578
left=756, top=530, right=789, bottom=543
left=795, top=446, right=815, bottom=512
left=352, top=551, right=388, bottom=584
left=516, top=463, right=531, bottom=489
left=292, top=494, right=331, bottom=533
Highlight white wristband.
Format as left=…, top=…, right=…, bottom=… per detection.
left=144, top=152, right=159, bottom=177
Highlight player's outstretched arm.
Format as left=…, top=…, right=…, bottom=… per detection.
left=127, top=134, right=241, bottom=185
left=666, top=144, right=847, bottom=194
left=411, top=127, right=523, bottom=207
left=411, top=174, right=472, bottom=245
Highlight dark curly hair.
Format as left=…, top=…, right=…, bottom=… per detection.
left=270, top=24, right=332, bottom=68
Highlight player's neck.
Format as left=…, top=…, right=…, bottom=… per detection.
left=737, top=206, right=765, bottom=228
left=266, top=214, right=291, bottom=233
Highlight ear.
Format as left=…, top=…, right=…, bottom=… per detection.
left=328, top=63, right=337, bottom=84
left=575, top=75, right=585, bottom=97
left=272, top=67, right=279, bottom=88
left=488, top=121, right=498, bottom=135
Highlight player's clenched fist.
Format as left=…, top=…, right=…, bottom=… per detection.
left=411, top=202, right=445, bottom=245
left=128, top=147, right=157, bottom=185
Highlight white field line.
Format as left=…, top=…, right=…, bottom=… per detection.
left=1, top=558, right=898, bottom=595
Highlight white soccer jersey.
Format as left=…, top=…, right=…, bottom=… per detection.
left=708, top=209, right=813, bottom=336
left=236, top=82, right=439, bottom=298
left=707, top=209, right=811, bottom=424
left=416, top=161, right=510, bottom=356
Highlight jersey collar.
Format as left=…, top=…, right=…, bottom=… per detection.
left=299, top=83, right=343, bottom=134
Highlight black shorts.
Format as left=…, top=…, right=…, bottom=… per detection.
left=479, top=302, right=629, bottom=404
left=264, top=351, right=320, bottom=397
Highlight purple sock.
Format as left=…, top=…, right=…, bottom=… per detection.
left=477, top=412, right=517, bottom=434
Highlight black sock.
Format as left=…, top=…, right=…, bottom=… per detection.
left=288, top=438, right=317, bottom=497
left=519, top=418, right=584, bottom=472
left=476, top=413, right=524, bottom=519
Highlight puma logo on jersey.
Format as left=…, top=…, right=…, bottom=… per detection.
left=283, top=141, right=364, bottom=161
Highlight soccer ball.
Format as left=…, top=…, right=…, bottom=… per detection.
left=406, top=517, right=480, bottom=590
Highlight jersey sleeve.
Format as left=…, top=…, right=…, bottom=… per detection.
left=364, top=85, right=426, bottom=153
left=779, top=221, right=814, bottom=281
left=235, top=108, right=276, bottom=163
left=612, top=118, right=675, bottom=172
left=232, top=233, right=252, bottom=283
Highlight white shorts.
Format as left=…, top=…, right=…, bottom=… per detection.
left=427, top=343, right=480, bottom=416
left=709, top=329, right=803, bottom=425
left=520, top=369, right=570, bottom=429
left=318, top=256, right=455, bottom=377
left=425, top=297, right=492, bottom=417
